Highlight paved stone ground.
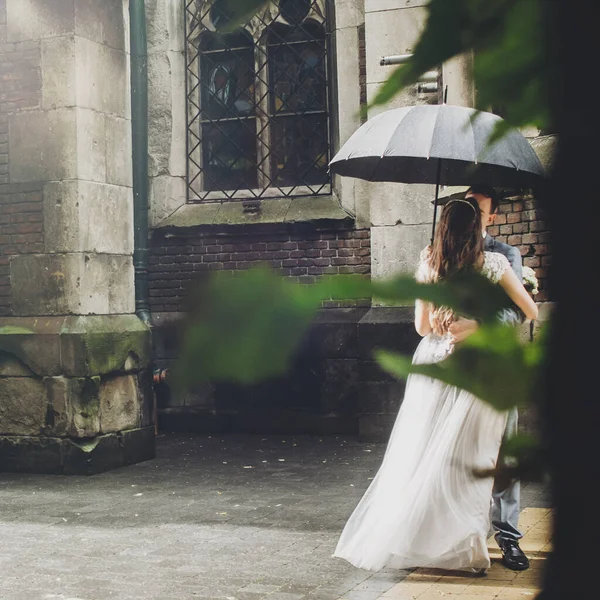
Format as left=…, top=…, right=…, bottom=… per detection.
left=0, top=434, right=551, bottom=600
left=378, top=507, right=551, bottom=600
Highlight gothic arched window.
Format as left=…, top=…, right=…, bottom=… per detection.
left=185, top=0, right=332, bottom=201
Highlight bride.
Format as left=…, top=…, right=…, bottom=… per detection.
left=333, top=198, right=538, bottom=573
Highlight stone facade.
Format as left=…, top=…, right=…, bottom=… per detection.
left=144, top=0, right=553, bottom=441
left=0, top=0, right=154, bottom=474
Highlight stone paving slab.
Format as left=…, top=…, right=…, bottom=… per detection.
left=375, top=507, right=552, bottom=599
left=0, top=434, right=550, bottom=600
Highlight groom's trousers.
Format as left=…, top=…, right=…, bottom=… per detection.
left=485, top=236, right=525, bottom=543
left=491, top=406, right=523, bottom=542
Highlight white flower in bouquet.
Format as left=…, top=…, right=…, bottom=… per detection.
left=522, top=266, right=539, bottom=296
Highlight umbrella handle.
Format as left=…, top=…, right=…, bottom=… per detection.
left=431, top=157, right=442, bottom=243
left=431, top=91, right=447, bottom=241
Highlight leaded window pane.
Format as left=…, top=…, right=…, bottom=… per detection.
left=271, top=114, right=329, bottom=186
left=269, top=35, right=326, bottom=115
left=200, top=33, right=255, bottom=119
left=185, top=0, right=332, bottom=201
left=202, top=121, right=258, bottom=190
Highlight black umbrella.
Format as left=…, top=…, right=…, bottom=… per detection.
left=329, top=104, right=547, bottom=239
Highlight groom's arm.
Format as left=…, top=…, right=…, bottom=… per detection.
left=506, top=245, right=523, bottom=283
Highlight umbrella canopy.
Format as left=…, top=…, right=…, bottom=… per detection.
left=329, top=104, right=546, bottom=187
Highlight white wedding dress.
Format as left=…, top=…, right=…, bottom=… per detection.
left=334, top=251, right=511, bottom=572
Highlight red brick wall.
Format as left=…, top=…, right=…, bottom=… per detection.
left=0, top=184, right=44, bottom=316
left=148, top=228, right=371, bottom=312
left=489, top=193, right=551, bottom=301
left=0, top=12, right=41, bottom=127
left=358, top=23, right=367, bottom=123
left=0, top=4, right=44, bottom=316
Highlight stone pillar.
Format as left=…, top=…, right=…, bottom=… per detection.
left=146, top=0, right=188, bottom=227
left=363, top=0, right=434, bottom=285
left=347, top=1, right=433, bottom=439
left=0, top=0, right=155, bottom=474
left=331, top=0, right=366, bottom=224
left=441, top=51, right=475, bottom=108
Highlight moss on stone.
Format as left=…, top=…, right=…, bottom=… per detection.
left=61, top=316, right=152, bottom=376
left=0, top=326, right=34, bottom=335
left=82, top=331, right=149, bottom=374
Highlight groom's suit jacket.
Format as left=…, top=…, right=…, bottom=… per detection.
left=484, top=234, right=524, bottom=325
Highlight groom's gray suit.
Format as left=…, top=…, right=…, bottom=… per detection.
left=484, top=234, right=523, bottom=543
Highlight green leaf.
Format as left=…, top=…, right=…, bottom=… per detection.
left=176, top=267, right=515, bottom=387
left=474, top=433, right=547, bottom=485
left=369, top=0, right=476, bottom=108
left=372, top=271, right=513, bottom=323
left=369, top=0, right=554, bottom=133
left=472, top=0, right=553, bottom=132
left=210, top=0, right=270, bottom=32
left=501, top=433, right=540, bottom=461
left=375, top=323, right=545, bottom=412
left=175, top=268, right=322, bottom=386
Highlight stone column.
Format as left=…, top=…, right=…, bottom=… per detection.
left=442, top=51, right=475, bottom=108
left=350, top=1, right=433, bottom=440
left=330, top=0, right=366, bottom=224
left=363, top=0, right=434, bottom=285
left=0, top=0, right=155, bottom=474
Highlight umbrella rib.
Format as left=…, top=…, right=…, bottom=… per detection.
left=471, top=114, right=478, bottom=165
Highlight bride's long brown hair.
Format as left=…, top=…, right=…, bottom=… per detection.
left=419, top=198, right=484, bottom=335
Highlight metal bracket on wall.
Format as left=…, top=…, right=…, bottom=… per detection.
left=242, top=199, right=262, bottom=214
left=380, top=53, right=439, bottom=94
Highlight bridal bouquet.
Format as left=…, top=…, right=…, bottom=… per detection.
left=522, top=266, right=539, bottom=296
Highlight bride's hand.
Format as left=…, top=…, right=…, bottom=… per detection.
left=448, top=318, right=479, bottom=344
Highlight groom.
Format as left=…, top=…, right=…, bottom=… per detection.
left=450, top=184, right=530, bottom=572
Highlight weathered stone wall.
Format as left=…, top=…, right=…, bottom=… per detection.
left=0, top=0, right=154, bottom=474
left=0, top=316, right=154, bottom=474
left=145, top=0, right=187, bottom=227
left=358, top=1, right=439, bottom=286
left=1, top=0, right=135, bottom=316
left=0, top=0, right=44, bottom=316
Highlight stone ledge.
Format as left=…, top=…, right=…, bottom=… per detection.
left=152, top=196, right=355, bottom=231
left=0, top=427, right=155, bottom=475
left=0, top=315, right=152, bottom=377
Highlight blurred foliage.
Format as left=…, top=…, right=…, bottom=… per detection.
left=375, top=323, right=544, bottom=413
left=209, top=0, right=269, bottom=31
left=475, top=433, right=548, bottom=490
left=177, top=267, right=513, bottom=388
left=371, top=0, right=553, bottom=136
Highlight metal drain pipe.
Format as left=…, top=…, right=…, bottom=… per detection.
left=130, top=0, right=152, bottom=326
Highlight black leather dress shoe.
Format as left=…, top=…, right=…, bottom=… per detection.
left=497, top=538, right=530, bottom=571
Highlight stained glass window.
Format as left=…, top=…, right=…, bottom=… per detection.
left=185, top=0, right=332, bottom=201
